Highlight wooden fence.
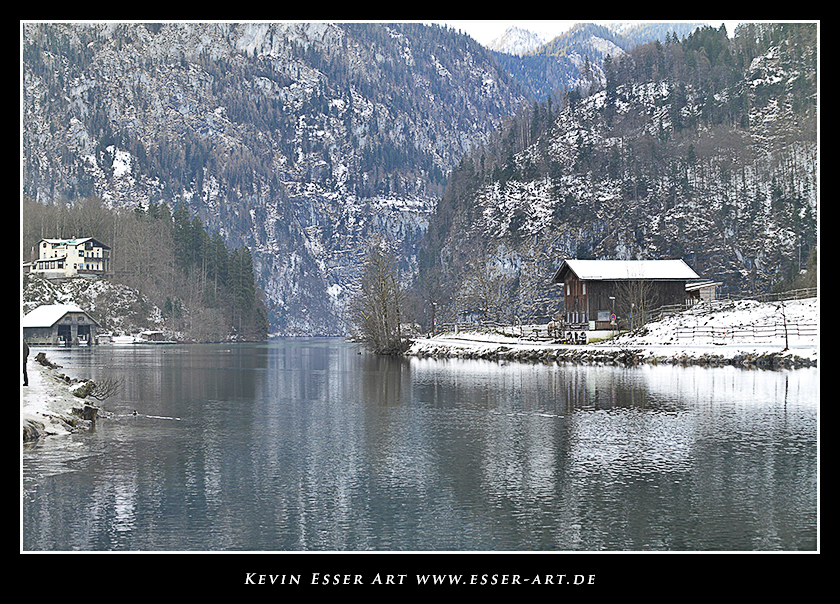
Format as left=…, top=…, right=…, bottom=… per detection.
left=675, top=322, right=818, bottom=342
left=439, top=322, right=557, bottom=341
left=639, top=287, right=817, bottom=325
left=727, top=287, right=817, bottom=303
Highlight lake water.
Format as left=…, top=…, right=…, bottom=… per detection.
left=21, top=339, right=818, bottom=552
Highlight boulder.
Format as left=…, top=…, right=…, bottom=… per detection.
left=73, top=404, right=99, bottom=422
left=23, top=419, right=44, bottom=442
left=34, top=352, right=60, bottom=368
left=71, top=380, right=96, bottom=398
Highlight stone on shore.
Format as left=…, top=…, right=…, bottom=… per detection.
left=22, top=354, right=101, bottom=442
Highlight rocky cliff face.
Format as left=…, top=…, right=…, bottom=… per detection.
left=21, top=23, right=818, bottom=335
left=22, top=22, right=527, bottom=335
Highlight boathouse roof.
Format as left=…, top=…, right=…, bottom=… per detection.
left=23, top=304, right=98, bottom=328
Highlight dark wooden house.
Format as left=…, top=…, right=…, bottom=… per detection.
left=551, top=259, right=700, bottom=330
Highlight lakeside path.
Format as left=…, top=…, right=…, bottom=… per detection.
left=406, top=298, right=819, bottom=368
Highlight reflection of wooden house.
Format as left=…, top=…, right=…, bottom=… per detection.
left=551, top=259, right=701, bottom=330
left=23, top=304, right=100, bottom=346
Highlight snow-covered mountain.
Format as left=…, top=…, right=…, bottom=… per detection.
left=419, top=23, right=818, bottom=325
left=486, top=26, right=548, bottom=56
left=22, top=22, right=527, bottom=336
left=487, top=22, right=710, bottom=101
left=22, top=22, right=818, bottom=338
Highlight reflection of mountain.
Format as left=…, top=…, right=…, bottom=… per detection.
left=569, top=406, right=695, bottom=476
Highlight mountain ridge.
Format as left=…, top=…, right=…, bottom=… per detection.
left=417, top=23, right=818, bottom=327
left=486, top=26, right=549, bottom=56
left=21, top=22, right=818, bottom=337
left=22, top=21, right=527, bottom=335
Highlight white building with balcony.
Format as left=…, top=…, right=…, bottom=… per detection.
left=29, top=237, right=111, bottom=279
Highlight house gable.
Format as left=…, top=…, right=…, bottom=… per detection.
left=23, top=304, right=100, bottom=346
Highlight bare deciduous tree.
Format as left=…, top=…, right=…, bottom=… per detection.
left=615, top=277, right=661, bottom=331
left=457, top=252, right=512, bottom=323
left=87, top=375, right=123, bottom=401
left=348, top=239, right=410, bottom=354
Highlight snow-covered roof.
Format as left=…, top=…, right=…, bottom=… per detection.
left=552, top=259, right=700, bottom=282
left=39, top=237, right=111, bottom=249
left=23, top=304, right=91, bottom=327
left=685, top=280, right=723, bottom=291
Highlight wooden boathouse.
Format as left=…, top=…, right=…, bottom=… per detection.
left=23, top=304, right=101, bottom=346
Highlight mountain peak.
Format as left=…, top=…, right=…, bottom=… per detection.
left=486, top=26, right=548, bottom=56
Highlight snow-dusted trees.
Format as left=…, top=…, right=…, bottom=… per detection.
left=21, top=196, right=268, bottom=342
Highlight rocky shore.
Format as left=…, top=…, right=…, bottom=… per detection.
left=22, top=352, right=101, bottom=442
left=406, top=336, right=817, bottom=369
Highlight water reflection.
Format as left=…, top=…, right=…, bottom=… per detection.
left=22, top=342, right=817, bottom=551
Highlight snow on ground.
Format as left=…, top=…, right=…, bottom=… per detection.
left=408, top=298, right=819, bottom=366
left=611, top=297, right=817, bottom=345
left=22, top=358, right=88, bottom=438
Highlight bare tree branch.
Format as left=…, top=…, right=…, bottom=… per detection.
left=87, top=375, right=123, bottom=401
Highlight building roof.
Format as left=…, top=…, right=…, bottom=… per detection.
left=22, top=304, right=97, bottom=328
left=552, top=259, right=700, bottom=283
left=685, top=280, right=723, bottom=292
left=39, top=237, right=111, bottom=250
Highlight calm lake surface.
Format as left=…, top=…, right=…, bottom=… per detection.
left=21, top=338, right=818, bottom=552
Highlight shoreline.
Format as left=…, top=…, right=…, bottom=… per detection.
left=21, top=331, right=816, bottom=444
left=21, top=355, right=100, bottom=442
left=405, top=297, right=818, bottom=370
left=405, top=335, right=817, bottom=369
